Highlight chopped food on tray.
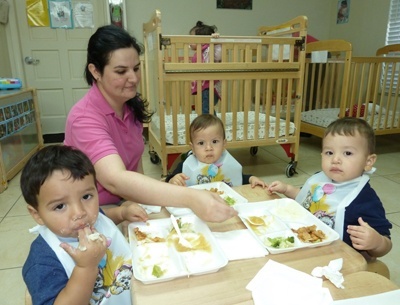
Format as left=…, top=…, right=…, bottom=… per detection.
left=223, top=196, right=236, bottom=206
left=265, top=236, right=295, bottom=248
left=207, top=188, right=236, bottom=205
left=133, top=227, right=165, bottom=243
left=151, top=265, right=166, bottom=278
left=167, top=220, right=211, bottom=252
left=208, top=187, right=224, bottom=195
left=291, top=225, right=326, bottom=243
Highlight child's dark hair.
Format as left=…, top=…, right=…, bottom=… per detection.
left=324, top=117, right=376, bottom=154
left=20, top=145, right=96, bottom=209
left=190, top=21, right=218, bottom=36
left=85, top=25, right=153, bottom=124
left=189, top=114, right=225, bottom=142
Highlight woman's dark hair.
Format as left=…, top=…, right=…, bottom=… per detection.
left=20, top=145, right=96, bottom=209
left=84, top=25, right=153, bottom=123
left=190, top=21, right=218, bottom=36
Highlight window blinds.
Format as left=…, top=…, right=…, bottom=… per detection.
left=387, top=0, right=400, bottom=45
left=384, top=0, right=400, bottom=91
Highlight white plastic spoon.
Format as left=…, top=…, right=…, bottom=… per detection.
left=170, top=214, right=192, bottom=248
left=245, top=216, right=266, bottom=226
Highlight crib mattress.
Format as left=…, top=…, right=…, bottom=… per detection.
left=151, top=111, right=296, bottom=145
left=301, top=108, right=400, bottom=130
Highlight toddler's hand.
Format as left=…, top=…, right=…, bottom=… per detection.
left=211, top=32, right=220, bottom=38
left=169, top=173, right=189, bottom=186
left=347, top=217, right=382, bottom=251
left=267, top=181, right=287, bottom=195
left=249, top=176, right=267, bottom=188
left=60, top=226, right=107, bottom=269
left=122, top=202, right=148, bottom=223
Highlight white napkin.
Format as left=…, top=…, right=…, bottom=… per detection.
left=312, top=258, right=345, bottom=289
left=139, top=204, right=161, bottom=214
left=247, top=260, right=333, bottom=305
left=212, top=229, right=268, bottom=260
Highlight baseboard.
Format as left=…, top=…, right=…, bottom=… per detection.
left=43, top=133, right=64, bottom=144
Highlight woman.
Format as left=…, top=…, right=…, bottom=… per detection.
left=64, top=25, right=236, bottom=223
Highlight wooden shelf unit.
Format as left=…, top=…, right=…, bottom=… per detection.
left=0, top=88, right=43, bottom=193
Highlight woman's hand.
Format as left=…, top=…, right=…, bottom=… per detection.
left=188, top=189, right=237, bottom=222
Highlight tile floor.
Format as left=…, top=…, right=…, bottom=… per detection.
left=1, top=133, right=399, bottom=305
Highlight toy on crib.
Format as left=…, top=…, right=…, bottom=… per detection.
left=344, top=102, right=382, bottom=118
left=345, top=104, right=366, bottom=117
left=0, top=78, right=22, bottom=90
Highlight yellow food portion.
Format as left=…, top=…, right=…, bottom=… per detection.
left=291, top=225, right=326, bottom=243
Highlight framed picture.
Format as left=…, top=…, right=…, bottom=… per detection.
left=337, top=0, right=350, bottom=24
left=217, top=0, right=252, bottom=10
left=106, top=0, right=127, bottom=29
left=48, top=0, right=73, bottom=29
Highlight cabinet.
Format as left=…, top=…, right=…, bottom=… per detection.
left=0, top=88, right=43, bottom=193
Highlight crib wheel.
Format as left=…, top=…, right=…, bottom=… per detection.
left=285, top=162, right=297, bottom=178
left=250, top=146, right=258, bottom=156
left=149, top=152, right=160, bottom=164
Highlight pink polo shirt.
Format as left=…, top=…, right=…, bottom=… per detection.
left=64, top=84, right=144, bottom=205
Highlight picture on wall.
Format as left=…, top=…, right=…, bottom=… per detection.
left=48, top=0, right=73, bottom=29
left=108, top=0, right=126, bottom=29
left=217, top=0, right=252, bottom=10
left=337, top=0, right=350, bottom=24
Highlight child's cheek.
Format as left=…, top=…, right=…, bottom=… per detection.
left=90, top=213, right=98, bottom=226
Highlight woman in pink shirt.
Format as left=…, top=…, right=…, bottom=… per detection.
left=65, top=25, right=236, bottom=223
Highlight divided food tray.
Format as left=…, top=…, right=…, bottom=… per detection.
left=235, top=198, right=340, bottom=254
left=166, top=182, right=248, bottom=216
left=128, top=214, right=228, bottom=284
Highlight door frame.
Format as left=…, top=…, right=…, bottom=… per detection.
left=5, top=1, right=25, bottom=85
left=5, top=0, right=111, bottom=88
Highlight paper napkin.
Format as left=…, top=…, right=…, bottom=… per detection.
left=247, top=259, right=333, bottom=305
left=212, top=229, right=268, bottom=260
left=312, top=258, right=345, bottom=289
left=139, top=204, right=161, bottom=214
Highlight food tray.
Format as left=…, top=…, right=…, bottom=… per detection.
left=235, top=198, right=340, bottom=254
left=128, top=214, right=228, bottom=284
left=166, top=182, right=248, bottom=216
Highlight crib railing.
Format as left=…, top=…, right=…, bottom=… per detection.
left=144, top=10, right=307, bottom=176
left=348, top=56, right=400, bottom=134
left=300, top=39, right=400, bottom=137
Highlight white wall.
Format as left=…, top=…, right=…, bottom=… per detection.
left=329, top=0, right=390, bottom=56
left=126, top=0, right=331, bottom=40
left=126, top=0, right=392, bottom=56
left=1, top=1, right=393, bottom=81
left=0, top=24, right=12, bottom=77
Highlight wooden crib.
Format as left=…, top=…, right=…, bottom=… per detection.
left=143, top=11, right=307, bottom=177
left=300, top=40, right=400, bottom=137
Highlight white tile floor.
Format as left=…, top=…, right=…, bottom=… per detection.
left=1, top=134, right=399, bottom=305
